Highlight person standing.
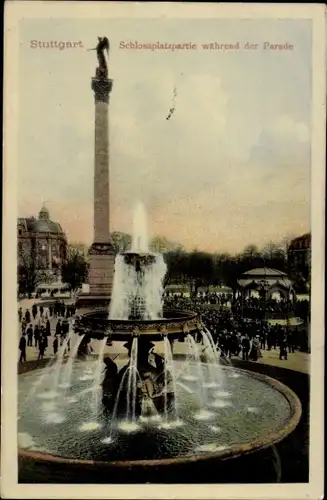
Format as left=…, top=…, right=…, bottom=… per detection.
left=287, top=330, right=295, bottom=353
left=53, top=336, right=58, bottom=356
left=55, top=319, right=62, bottom=338
left=235, top=333, right=242, bottom=357
left=249, top=336, right=260, bottom=361
left=25, top=309, right=31, bottom=324
left=279, top=333, right=288, bottom=360
left=49, top=305, right=53, bottom=317
left=40, top=326, right=48, bottom=353
left=18, top=307, right=23, bottom=323
left=32, top=304, right=37, bottom=320
left=34, top=324, right=40, bottom=347
left=38, top=337, right=46, bottom=360
left=27, top=324, right=34, bottom=347
left=19, top=334, right=27, bottom=362
left=61, top=318, right=70, bottom=350
left=39, top=305, right=44, bottom=319
left=21, top=318, right=27, bottom=335
left=242, top=334, right=250, bottom=361
left=46, top=318, right=51, bottom=337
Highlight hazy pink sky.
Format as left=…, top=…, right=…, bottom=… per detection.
left=18, top=18, right=311, bottom=253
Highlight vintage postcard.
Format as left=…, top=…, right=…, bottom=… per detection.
left=1, top=2, right=326, bottom=499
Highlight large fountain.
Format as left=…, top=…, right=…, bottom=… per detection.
left=18, top=204, right=302, bottom=482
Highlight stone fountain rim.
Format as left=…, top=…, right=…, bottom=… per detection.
left=18, top=366, right=302, bottom=468
left=74, top=308, right=201, bottom=337
left=80, top=308, right=199, bottom=323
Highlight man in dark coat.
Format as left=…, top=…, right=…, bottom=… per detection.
left=38, top=337, right=46, bottom=360
left=32, top=304, right=37, bottom=320
left=27, top=324, right=33, bottom=347
left=46, top=319, right=51, bottom=337
left=55, top=319, right=62, bottom=337
left=25, top=309, right=31, bottom=324
left=287, top=330, right=295, bottom=353
left=34, top=324, right=40, bottom=347
left=53, top=336, right=58, bottom=356
left=19, top=335, right=27, bottom=362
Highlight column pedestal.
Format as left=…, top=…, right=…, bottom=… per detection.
left=76, top=242, right=116, bottom=311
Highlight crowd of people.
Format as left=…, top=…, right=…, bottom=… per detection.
left=233, top=296, right=294, bottom=314
left=18, top=292, right=308, bottom=364
left=18, top=300, right=76, bottom=362
left=164, top=294, right=305, bottom=361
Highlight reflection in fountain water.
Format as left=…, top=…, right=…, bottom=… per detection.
left=118, top=421, right=141, bottom=433
left=209, top=425, right=221, bottom=433
left=209, top=399, right=232, bottom=409
left=78, top=421, right=102, bottom=432
left=194, top=409, right=215, bottom=421
left=45, top=413, right=66, bottom=425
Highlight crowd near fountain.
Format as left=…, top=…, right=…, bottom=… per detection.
left=18, top=203, right=296, bottom=463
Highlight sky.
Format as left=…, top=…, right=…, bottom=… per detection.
left=17, top=18, right=312, bottom=253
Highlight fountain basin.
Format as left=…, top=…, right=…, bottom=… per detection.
left=74, top=309, right=200, bottom=341
left=18, top=364, right=301, bottom=478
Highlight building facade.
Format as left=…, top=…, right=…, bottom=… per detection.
left=17, top=206, right=68, bottom=283
left=287, top=233, right=311, bottom=282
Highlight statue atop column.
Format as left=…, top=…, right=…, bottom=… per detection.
left=90, top=36, right=110, bottom=79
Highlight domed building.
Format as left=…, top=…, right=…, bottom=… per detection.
left=17, top=206, right=67, bottom=283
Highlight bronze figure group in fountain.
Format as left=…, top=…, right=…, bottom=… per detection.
left=101, top=337, right=175, bottom=416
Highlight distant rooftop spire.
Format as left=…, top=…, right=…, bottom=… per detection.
left=39, top=204, right=50, bottom=220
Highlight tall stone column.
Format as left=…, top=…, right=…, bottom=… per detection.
left=87, top=77, right=115, bottom=303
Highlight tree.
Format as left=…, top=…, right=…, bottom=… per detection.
left=262, top=242, right=287, bottom=271
left=68, top=242, right=90, bottom=261
left=61, top=244, right=89, bottom=293
left=110, top=231, right=132, bottom=254
left=186, top=251, right=214, bottom=296
left=219, top=254, right=244, bottom=302
left=163, top=250, right=190, bottom=287
left=17, top=242, right=45, bottom=296
left=150, top=236, right=185, bottom=253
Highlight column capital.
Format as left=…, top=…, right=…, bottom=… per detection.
left=91, top=78, right=113, bottom=104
